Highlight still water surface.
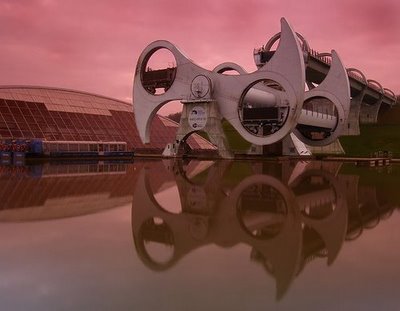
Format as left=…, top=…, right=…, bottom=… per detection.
left=0, top=159, right=399, bottom=310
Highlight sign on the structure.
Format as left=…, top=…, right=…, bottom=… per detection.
left=188, top=106, right=207, bottom=130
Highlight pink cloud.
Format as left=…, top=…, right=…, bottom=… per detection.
left=0, top=0, right=399, bottom=115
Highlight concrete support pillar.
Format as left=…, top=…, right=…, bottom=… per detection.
left=172, top=101, right=233, bottom=159
left=246, top=144, right=263, bottom=155
left=359, top=100, right=383, bottom=124
left=344, top=99, right=362, bottom=135
left=343, top=83, right=367, bottom=136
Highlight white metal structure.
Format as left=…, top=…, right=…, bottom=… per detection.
left=133, top=18, right=350, bottom=158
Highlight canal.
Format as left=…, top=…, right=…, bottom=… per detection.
left=0, top=159, right=399, bottom=310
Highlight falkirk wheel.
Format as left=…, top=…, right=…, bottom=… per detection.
left=133, top=18, right=350, bottom=158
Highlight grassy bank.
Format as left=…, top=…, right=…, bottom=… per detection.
left=340, top=124, right=400, bottom=158
left=340, top=104, right=400, bottom=157
left=221, top=109, right=400, bottom=157
left=222, top=120, right=400, bottom=158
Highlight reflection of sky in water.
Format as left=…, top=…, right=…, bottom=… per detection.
left=0, top=205, right=399, bottom=310
left=0, top=161, right=399, bottom=310
left=154, top=185, right=182, bottom=214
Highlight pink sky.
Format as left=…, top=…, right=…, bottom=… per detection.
left=1, top=0, right=399, bottom=115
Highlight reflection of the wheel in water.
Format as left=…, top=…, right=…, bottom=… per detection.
left=237, top=183, right=288, bottom=240
left=291, top=170, right=340, bottom=221
left=138, top=217, right=175, bottom=269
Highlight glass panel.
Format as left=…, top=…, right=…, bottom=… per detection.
left=69, top=143, right=79, bottom=151
left=13, top=115, right=26, bottom=122
left=0, top=129, right=11, bottom=136
left=34, top=116, right=46, bottom=123
left=49, top=143, right=58, bottom=152
left=2, top=114, right=15, bottom=122
left=81, top=135, right=91, bottom=141
left=22, top=112, right=35, bottom=123
left=53, top=133, right=64, bottom=140
left=0, top=105, right=11, bottom=113
left=32, top=130, right=44, bottom=138
left=7, top=122, right=18, bottom=129
left=19, top=101, right=29, bottom=109
left=5, top=100, right=18, bottom=108
left=63, top=135, right=74, bottom=141
left=21, top=130, right=34, bottom=137
left=58, top=143, right=68, bottom=151
left=10, top=129, right=22, bottom=137
left=79, top=144, right=89, bottom=152
left=0, top=121, right=8, bottom=130
left=29, top=124, right=40, bottom=131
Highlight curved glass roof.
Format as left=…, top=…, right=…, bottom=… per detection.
left=0, top=86, right=216, bottom=152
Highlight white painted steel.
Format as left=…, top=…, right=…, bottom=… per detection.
left=298, top=110, right=337, bottom=129
left=293, top=51, right=350, bottom=146
left=133, top=18, right=350, bottom=151
left=133, top=18, right=305, bottom=146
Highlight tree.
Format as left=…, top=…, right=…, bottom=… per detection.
left=167, top=112, right=182, bottom=123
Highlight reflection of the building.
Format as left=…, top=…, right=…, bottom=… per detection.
left=0, top=162, right=141, bottom=221
left=131, top=160, right=399, bottom=299
left=0, top=160, right=209, bottom=222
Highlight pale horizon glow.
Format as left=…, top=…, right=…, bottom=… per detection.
left=1, top=0, right=399, bottom=116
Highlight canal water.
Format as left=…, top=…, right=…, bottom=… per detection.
left=0, top=159, right=399, bottom=310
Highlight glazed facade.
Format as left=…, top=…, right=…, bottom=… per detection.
left=0, top=86, right=215, bottom=153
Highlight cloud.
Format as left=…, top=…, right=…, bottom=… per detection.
left=0, top=0, right=399, bottom=115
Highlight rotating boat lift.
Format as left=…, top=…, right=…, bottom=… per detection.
left=133, top=18, right=351, bottom=158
